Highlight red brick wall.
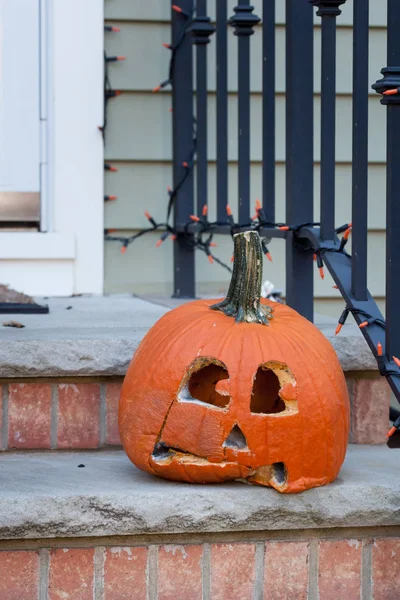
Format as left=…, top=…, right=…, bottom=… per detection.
left=0, top=381, right=122, bottom=451
left=0, top=374, right=391, bottom=451
left=0, top=536, right=398, bottom=599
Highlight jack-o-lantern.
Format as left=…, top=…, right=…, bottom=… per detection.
left=119, top=231, right=349, bottom=493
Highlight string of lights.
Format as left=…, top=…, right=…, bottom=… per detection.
left=100, top=25, right=125, bottom=144
left=106, top=192, right=353, bottom=279
left=104, top=6, right=204, bottom=257
left=102, top=25, right=125, bottom=202
left=334, top=305, right=386, bottom=336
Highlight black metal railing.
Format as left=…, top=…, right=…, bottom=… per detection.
left=285, top=0, right=314, bottom=319
left=170, top=0, right=400, bottom=442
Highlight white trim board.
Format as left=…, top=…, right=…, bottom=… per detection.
left=0, top=232, right=75, bottom=260
left=1, top=261, right=75, bottom=297
left=49, top=0, right=104, bottom=294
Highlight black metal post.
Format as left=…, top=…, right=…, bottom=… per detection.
left=285, top=0, right=314, bottom=320
left=216, top=0, right=228, bottom=223
left=229, top=3, right=260, bottom=223
left=172, top=0, right=195, bottom=297
left=311, top=1, right=345, bottom=240
left=384, top=1, right=400, bottom=363
left=351, top=0, right=368, bottom=300
left=262, top=0, right=275, bottom=222
left=373, top=0, right=400, bottom=360
left=189, top=2, right=215, bottom=215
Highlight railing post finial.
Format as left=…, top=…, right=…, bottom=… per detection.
left=372, top=67, right=400, bottom=104
left=229, top=4, right=260, bottom=36
left=188, top=15, right=215, bottom=46
left=309, top=0, right=346, bottom=17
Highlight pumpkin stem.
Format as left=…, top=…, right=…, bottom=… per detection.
left=210, top=231, right=273, bottom=324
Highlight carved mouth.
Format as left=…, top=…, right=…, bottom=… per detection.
left=152, top=442, right=213, bottom=464
left=151, top=442, right=288, bottom=489
left=151, top=442, right=208, bottom=464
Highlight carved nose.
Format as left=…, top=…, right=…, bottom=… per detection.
left=223, top=424, right=248, bottom=450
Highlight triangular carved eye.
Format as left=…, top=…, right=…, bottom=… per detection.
left=179, top=360, right=230, bottom=409
left=251, top=366, right=286, bottom=414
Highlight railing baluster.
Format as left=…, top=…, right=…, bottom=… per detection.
left=190, top=1, right=215, bottom=215
left=229, top=2, right=260, bottom=223
left=373, top=0, right=400, bottom=361
left=262, top=0, right=275, bottom=223
left=172, top=0, right=195, bottom=297
left=285, top=0, right=314, bottom=320
left=311, top=1, right=344, bottom=240
left=384, top=0, right=400, bottom=362
left=351, top=0, right=368, bottom=300
left=216, top=0, right=228, bottom=222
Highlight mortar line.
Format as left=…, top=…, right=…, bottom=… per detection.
left=147, top=545, right=158, bottom=600
left=39, top=548, right=50, bottom=600
left=99, top=384, right=106, bottom=446
left=308, top=539, right=319, bottom=600
left=94, top=546, right=105, bottom=600
left=202, top=543, right=211, bottom=600
left=361, top=539, right=373, bottom=600
left=1, top=384, right=8, bottom=450
left=50, top=385, right=58, bottom=449
left=253, top=541, right=265, bottom=600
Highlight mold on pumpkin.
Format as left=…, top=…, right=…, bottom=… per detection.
left=119, top=231, right=350, bottom=493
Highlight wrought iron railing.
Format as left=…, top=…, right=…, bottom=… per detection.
left=168, top=0, right=400, bottom=445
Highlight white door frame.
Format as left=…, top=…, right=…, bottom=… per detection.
left=0, top=0, right=104, bottom=296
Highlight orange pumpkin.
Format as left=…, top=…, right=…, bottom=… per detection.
left=119, top=231, right=349, bottom=493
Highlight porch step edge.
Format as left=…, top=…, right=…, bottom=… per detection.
left=1, top=445, right=399, bottom=541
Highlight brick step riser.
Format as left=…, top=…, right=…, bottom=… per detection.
left=1, top=536, right=398, bottom=598
left=0, top=375, right=390, bottom=451
left=0, top=382, right=121, bottom=451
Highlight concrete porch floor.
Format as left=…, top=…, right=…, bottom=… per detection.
left=0, top=294, right=377, bottom=378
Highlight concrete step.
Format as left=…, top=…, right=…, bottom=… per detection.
left=1, top=446, right=400, bottom=598
left=2, top=445, right=399, bottom=540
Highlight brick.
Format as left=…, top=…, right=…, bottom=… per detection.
left=57, top=383, right=100, bottom=448
left=348, top=377, right=390, bottom=444
left=0, top=550, right=39, bottom=600
left=211, top=543, right=256, bottom=600
left=104, top=546, right=147, bottom=600
left=49, top=548, right=94, bottom=600
left=264, top=541, right=309, bottom=599
left=8, top=383, right=51, bottom=449
left=158, top=545, right=203, bottom=600
left=318, top=540, right=361, bottom=599
left=372, top=538, right=400, bottom=600
left=106, top=382, right=122, bottom=445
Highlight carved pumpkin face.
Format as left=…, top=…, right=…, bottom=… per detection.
left=119, top=232, right=350, bottom=493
